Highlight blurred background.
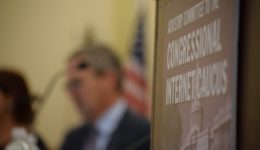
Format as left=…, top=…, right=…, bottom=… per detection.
left=0, top=0, right=156, bottom=149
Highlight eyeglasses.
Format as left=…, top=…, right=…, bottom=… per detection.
left=76, top=61, right=89, bottom=70
left=66, top=61, right=90, bottom=91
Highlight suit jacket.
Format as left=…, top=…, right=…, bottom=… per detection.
left=60, top=109, right=150, bottom=150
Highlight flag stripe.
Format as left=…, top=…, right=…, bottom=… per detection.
left=123, top=91, right=147, bottom=115
left=123, top=14, right=148, bottom=117
left=124, top=68, right=147, bottom=89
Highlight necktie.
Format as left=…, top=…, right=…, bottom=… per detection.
left=84, top=126, right=98, bottom=150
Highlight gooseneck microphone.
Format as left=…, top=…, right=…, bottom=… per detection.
left=34, top=61, right=89, bottom=115
left=33, top=69, right=65, bottom=115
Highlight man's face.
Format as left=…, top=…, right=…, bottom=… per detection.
left=66, top=56, right=105, bottom=120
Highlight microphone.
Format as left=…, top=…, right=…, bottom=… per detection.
left=33, top=61, right=89, bottom=114
left=33, top=69, right=65, bottom=115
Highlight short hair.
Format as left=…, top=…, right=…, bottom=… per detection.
left=0, top=70, right=34, bottom=125
left=68, top=44, right=123, bottom=91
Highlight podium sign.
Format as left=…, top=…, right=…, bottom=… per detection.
left=152, top=0, right=239, bottom=149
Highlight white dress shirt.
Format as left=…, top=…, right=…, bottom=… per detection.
left=94, top=98, right=128, bottom=150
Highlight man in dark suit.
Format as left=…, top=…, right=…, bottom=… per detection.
left=61, top=44, right=150, bottom=150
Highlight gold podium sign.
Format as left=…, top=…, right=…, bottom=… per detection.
left=152, top=0, right=239, bottom=149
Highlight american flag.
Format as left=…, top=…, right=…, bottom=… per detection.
left=123, top=14, right=149, bottom=117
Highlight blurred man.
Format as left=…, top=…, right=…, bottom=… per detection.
left=61, top=45, right=150, bottom=150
